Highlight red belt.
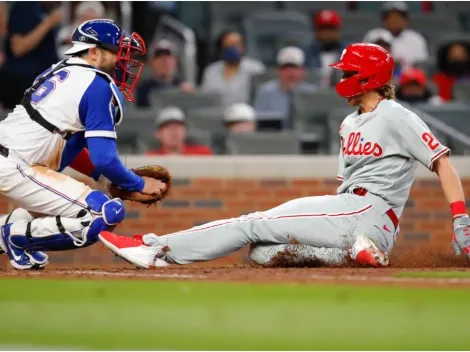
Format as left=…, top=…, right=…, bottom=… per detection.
left=352, top=188, right=399, bottom=231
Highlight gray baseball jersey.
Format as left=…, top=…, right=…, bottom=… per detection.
left=143, top=100, right=449, bottom=265
left=337, top=99, right=449, bottom=217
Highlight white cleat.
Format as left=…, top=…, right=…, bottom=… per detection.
left=99, top=231, right=169, bottom=269
left=350, top=234, right=389, bottom=268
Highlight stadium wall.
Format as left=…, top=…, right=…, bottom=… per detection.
left=3, top=155, right=470, bottom=267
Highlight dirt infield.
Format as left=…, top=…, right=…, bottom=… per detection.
left=2, top=246, right=470, bottom=288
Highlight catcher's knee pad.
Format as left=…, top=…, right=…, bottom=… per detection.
left=8, top=191, right=125, bottom=252
left=0, top=208, right=34, bottom=226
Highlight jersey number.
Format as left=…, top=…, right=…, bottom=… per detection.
left=421, top=132, right=440, bottom=151
left=31, top=70, right=70, bottom=104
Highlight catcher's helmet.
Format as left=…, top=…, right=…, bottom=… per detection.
left=65, top=19, right=146, bottom=102
left=330, top=43, right=394, bottom=98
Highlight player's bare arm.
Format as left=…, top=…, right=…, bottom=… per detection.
left=433, top=155, right=470, bottom=256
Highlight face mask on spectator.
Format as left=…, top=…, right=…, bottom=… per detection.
left=321, top=40, right=340, bottom=52
left=444, top=60, right=469, bottom=77
left=223, top=46, right=242, bottom=63
left=401, top=95, right=428, bottom=104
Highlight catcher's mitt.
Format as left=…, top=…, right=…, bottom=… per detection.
left=109, top=165, right=172, bottom=205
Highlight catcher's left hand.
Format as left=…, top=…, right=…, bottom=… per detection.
left=452, top=215, right=470, bottom=258
left=109, top=165, right=172, bottom=205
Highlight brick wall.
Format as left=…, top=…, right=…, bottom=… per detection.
left=0, top=176, right=463, bottom=267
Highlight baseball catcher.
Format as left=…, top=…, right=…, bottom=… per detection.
left=100, top=43, right=470, bottom=268
left=0, top=19, right=170, bottom=270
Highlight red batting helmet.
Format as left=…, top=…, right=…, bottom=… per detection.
left=330, top=43, right=395, bottom=98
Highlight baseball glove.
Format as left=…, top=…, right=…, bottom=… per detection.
left=109, top=165, right=172, bottom=205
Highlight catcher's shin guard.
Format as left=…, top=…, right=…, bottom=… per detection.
left=6, top=191, right=126, bottom=252
left=0, top=209, right=48, bottom=269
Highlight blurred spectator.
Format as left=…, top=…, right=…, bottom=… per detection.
left=0, top=2, right=7, bottom=69
left=364, top=1, right=428, bottom=68
left=146, top=106, right=213, bottom=156
left=254, top=47, right=317, bottom=128
left=136, top=39, right=194, bottom=108
left=363, top=28, right=393, bottom=53
left=57, top=1, right=105, bottom=59
left=0, top=2, right=62, bottom=109
left=363, top=28, right=402, bottom=77
left=201, top=31, right=265, bottom=107
left=433, top=41, right=470, bottom=102
left=224, top=103, right=256, bottom=134
left=303, top=10, right=348, bottom=83
left=396, top=68, right=443, bottom=105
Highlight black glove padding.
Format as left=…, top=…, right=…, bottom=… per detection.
left=452, top=215, right=470, bottom=257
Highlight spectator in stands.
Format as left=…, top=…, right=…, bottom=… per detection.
left=433, top=41, right=470, bottom=102
left=363, top=28, right=403, bottom=77
left=364, top=1, right=428, bottom=69
left=224, top=103, right=256, bottom=134
left=0, top=2, right=7, bottom=69
left=303, top=9, right=348, bottom=84
left=0, top=2, right=62, bottom=109
left=136, top=39, right=194, bottom=108
left=254, top=47, right=317, bottom=129
left=201, top=31, right=265, bottom=107
left=396, top=68, right=443, bottom=105
left=146, top=106, right=213, bottom=156
left=57, top=1, right=105, bottom=59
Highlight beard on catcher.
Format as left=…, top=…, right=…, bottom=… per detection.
left=341, top=132, right=383, bottom=157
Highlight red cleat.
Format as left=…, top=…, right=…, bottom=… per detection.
left=99, top=231, right=169, bottom=269
left=351, top=235, right=389, bottom=267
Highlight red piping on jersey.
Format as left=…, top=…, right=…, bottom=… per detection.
left=166, top=204, right=374, bottom=236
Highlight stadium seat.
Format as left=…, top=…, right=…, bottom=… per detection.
left=243, top=11, right=312, bottom=66
left=186, top=107, right=226, bottom=133
left=326, top=107, right=355, bottom=154
left=226, top=132, right=301, bottom=155
left=356, top=1, right=424, bottom=12
left=340, top=12, right=382, bottom=42
left=443, top=2, right=470, bottom=31
left=250, top=69, right=323, bottom=101
left=408, top=13, right=462, bottom=42
left=453, top=83, right=470, bottom=102
left=428, top=33, right=470, bottom=57
left=292, top=89, right=348, bottom=151
left=149, top=90, right=223, bottom=112
left=282, top=1, right=348, bottom=13
left=210, top=1, right=277, bottom=23
left=416, top=103, right=470, bottom=135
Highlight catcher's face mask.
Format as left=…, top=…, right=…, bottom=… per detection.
left=114, top=31, right=147, bottom=102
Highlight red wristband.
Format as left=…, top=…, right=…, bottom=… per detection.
left=450, top=201, right=467, bottom=218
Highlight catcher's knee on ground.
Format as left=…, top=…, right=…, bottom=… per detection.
left=1, top=191, right=125, bottom=252
left=249, top=243, right=348, bottom=267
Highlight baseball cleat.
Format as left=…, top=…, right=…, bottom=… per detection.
left=0, top=224, right=49, bottom=270
left=350, top=234, right=389, bottom=268
left=99, top=231, right=169, bottom=269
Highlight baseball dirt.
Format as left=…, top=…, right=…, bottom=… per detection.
left=2, top=245, right=470, bottom=288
